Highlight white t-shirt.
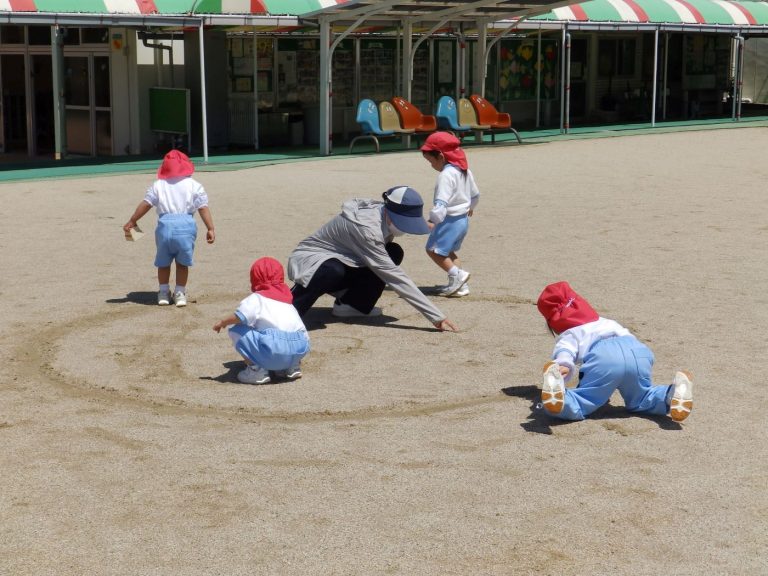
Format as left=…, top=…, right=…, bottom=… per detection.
left=234, top=292, right=308, bottom=334
left=552, top=317, right=630, bottom=380
left=428, top=165, right=480, bottom=224
left=144, top=176, right=208, bottom=215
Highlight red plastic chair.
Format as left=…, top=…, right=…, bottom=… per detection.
left=469, top=94, right=522, bottom=144
left=390, top=97, right=437, bottom=133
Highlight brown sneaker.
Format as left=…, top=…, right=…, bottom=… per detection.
left=670, top=371, right=693, bottom=422
left=541, top=361, right=565, bottom=414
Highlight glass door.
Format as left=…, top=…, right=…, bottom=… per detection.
left=32, top=54, right=54, bottom=154
left=64, top=53, right=111, bottom=155
left=1, top=54, right=29, bottom=153
left=93, top=55, right=111, bottom=155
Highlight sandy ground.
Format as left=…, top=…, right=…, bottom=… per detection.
left=1, top=128, right=766, bottom=576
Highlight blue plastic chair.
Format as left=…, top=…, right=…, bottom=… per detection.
left=435, top=96, right=471, bottom=135
left=349, top=99, right=395, bottom=153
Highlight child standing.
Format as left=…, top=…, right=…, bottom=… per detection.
left=213, top=257, right=310, bottom=385
left=536, top=281, right=693, bottom=422
left=420, top=132, right=480, bottom=297
left=123, top=150, right=215, bottom=307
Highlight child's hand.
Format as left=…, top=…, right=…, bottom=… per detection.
left=206, top=229, right=216, bottom=244
left=213, top=320, right=225, bottom=333
left=468, top=209, right=474, bottom=217
left=427, top=221, right=435, bottom=230
left=558, top=365, right=570, bottom=378
left=123, top=220, right=136, bottom=233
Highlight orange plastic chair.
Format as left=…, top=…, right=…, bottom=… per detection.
left=390, top=97, right=437, bottom=133
left=378, top=101, right=416, bottom=134
left=468, top=94, right=522, bottom=144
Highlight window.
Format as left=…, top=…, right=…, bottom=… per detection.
left=2, top=25, right=25, bottom=44
left=81, top=28, right=109, bottom=44
left=598, top=38, right=636, bottom=77
left=28, top=26, right=51, bottom=45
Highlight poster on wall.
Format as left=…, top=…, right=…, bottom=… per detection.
left=278, top=52, right=297, bottom=85
left=498, top=39, right=558, bottom=101
left=438, top=41, right=453, bottom=84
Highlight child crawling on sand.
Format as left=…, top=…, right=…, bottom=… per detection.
left=536, top=281, right=693, bottom=422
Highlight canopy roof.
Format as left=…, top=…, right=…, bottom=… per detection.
left=533, top=0, right=768, bottom=26
left=2, top=0, right=768, bottom=32
left=0, top=0, right=571, bottom=26
left=301, top=0, right=574, bottom=25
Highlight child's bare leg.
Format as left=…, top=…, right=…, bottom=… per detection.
left=157, top=266, right=171, bottom=285
left=175, top=263, right=189, bottom=288
left=427, top=249, right=455, bottom=272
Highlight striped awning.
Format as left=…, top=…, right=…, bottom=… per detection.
left=0, top=0, right=347, bottom=15
left=531, top=0, right=768, bottom=26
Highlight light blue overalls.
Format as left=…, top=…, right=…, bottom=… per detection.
left=555, top=335, right=673, bottom=421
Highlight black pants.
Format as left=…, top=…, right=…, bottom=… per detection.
left=292, top=242, right=404, bottom=316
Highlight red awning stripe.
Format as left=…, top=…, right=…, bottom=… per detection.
left=673, top=0, right=706, bottom=23
left=623, top=0, right=650, bottom=21
left=9, top=0, right=36, bottom=10
left=570, top=3, right=589, bottom=19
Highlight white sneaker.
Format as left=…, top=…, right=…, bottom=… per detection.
left=275, top=364, right=303, bottom=380
left=440, top=269, right=471, bottom=296
left=332, top=302, right=382, bottom=318
left=158, top=290, right=171, bottom=306
left=447, top=283, right=470, bottom=298
left=670, top=371, right=693, bottom=422
left=173, top=291, right=187, bottom=307
left=541, top=361, right=565, bottom=414
left=237, top=365, right=271, bottom=385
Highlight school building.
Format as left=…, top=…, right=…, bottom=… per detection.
left=1, top=0, right=767, bottom=162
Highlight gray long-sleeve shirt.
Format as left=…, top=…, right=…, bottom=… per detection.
left=287, top=199, right=445, bottom=325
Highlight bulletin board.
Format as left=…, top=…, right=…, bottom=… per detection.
left=149, top=87, right=190, bottom=135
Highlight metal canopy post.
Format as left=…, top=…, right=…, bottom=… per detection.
left=457, top=26, right=466, bottom=100
left=198, top=21, right=209, bottom=163
left=253, top=29, right=259, bottom=150
left=51, top=25, right=66, bottom=160
left=734, top=34, right=744, bottom=121
left=536, top=29, right=542, bottom=128
left=651, top=27, right=659, bottom=127
left=319, top=17, right=331, bottom=155
left=402, top=19, right=414, bottom=149
left=663, top=32, right=669, bottom=120
left=474, top=19, right=487, bottom=97
left=561, top=27, right=571, bottom=133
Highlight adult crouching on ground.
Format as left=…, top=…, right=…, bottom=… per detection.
left=287, top=186, right=458, bottom=332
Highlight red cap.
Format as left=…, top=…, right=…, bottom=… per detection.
left=157, top=150, right=195, bottom=180
left=420, top=131, right=468, bottom=171
left=250, top=257, right=293, bottom=304
left=537, top=281, right=599, bottom=333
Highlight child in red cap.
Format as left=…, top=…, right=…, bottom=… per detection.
left=420, top=131, right=480, bottom=297
left=536, top=281, right=693, bottom=422
left=123, top=150, right=215, bottom=307
left=213, top=257, right=310, bottom=385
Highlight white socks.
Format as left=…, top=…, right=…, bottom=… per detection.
left=448, top=266, right=459, bottom=276
left=160, top=284, right=186, bottom=294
